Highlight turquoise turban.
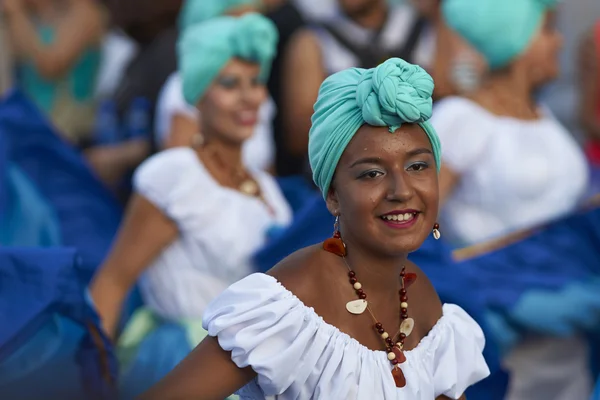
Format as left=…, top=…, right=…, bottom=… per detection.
left=309, top=58, right=442, bottom=198
left=178, top=0, right=259, bottom=31
left=178, top=13, right=278, bottom=106
left=443, top=0, right=560, bottom=69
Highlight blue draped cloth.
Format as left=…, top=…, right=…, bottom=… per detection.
left=592, top=375, right=600, bottom=400
left=0, top=247, right=117, bottom=399
left=253, top=188, right=600, bottom=399
left=0, top=89, right=122, bottom=280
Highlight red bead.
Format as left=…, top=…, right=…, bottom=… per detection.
left=385, top=337, right=393, bottom=345
left=392, top=366, right=406, bottom=388
left=349, top=277, right=357, bottom=284
left=333, top=231, right=341, bottom=238
left=392, top=346, right=406, bottom=364
left=399, top=333, right=406, bottom=340
left=400, top=295, right=408, bottom=302
left=399, top=289, right=407, bottom=295
left=391, top=358, right=399, bottom=365
left=323, top=237, right=346, bottom=257
left=377, top=328, right=385, bottom=334
left=359, top=293, right=367, bottom=299
left=401, top=313, right=408, bottom=319
left=356, top=289, right=364, bottom=295
left=433, top=223, right=439, bottom=230
left=375, top=322, right=383, bottom=330
left=386, top=346, right=393, bottom=353
left=348, top=271, right=356, bottom=278
left=400, top=270, right=405, bottom=277
left=404, top=272, right=417, bottom=288
left=401, top=308, right=407, bottom=313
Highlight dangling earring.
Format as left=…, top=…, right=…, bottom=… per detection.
left=192, top=132, right=205, bottom=148
left=323, top=215, right=347, bottom=257
left=433, top=223, right=441, bottom=240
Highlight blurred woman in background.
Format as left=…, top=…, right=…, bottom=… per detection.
left=2, top=0, right=105, bottom=144
left=154, top=0, right=277, bottom=173
left=433, top=0, right=592, bottom=399
left=90, top=13, right=291, bottom=398
left=580, top=20, right=600, bottom=194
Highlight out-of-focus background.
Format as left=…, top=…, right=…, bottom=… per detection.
left=1, top=0, right=600, bottom=399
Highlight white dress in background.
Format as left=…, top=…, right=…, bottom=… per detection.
left=154, top=72, right=276, bottom=172
left=431, top=96, right=589, bottom=247
left=431, top=96, right=592, bottom=400
left=134, top=147, right=292, bottom=320
left=202, top=274, right=490, bottom=400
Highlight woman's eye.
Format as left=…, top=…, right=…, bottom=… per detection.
left=407, top=162, right=429, bottom=172
left=360, top=170, right=383, bottom=179
left=217, top=77, right=238, bottom=89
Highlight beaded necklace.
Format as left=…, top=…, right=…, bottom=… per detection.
left=323, top=227, right=417, bottom=388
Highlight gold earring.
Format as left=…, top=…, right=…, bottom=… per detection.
left=433, top=223, right=441, bottom=240
left=192, top=133, right=205, bottom=148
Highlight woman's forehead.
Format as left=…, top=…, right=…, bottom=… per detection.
left=342, top=124, right=432, bottom=159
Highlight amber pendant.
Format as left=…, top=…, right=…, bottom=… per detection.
left=392, top=345, right=406, bottom=364
left=323, top=232, right=347, bottom=257
left=392, top=365, right=406, bottom=388
left=404, top=272, right=417, bottom=288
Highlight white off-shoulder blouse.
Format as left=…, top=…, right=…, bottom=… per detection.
left=203, top=273, right=490, bottom=399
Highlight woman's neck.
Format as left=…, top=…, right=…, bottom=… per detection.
left=351, top=1, right=388, bottom=31
left=342, top=237, right=407, bottom=296
left=201, top=129, right=244, bottom=167
left=471, top=69, right=540, bottom=120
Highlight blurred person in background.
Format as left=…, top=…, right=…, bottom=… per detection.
left=154, top=0, right=277, bottom=173
left=1, top=0, right=105, bottom=144
left=82, top=0, right=182, bottom=198
left=433, top=0, right=592, bottom=399
left=580, top=20, right=600, bottom=193
left=279, top=0, right=437, bottom=176
left=90, top=13, right=291, bottom=398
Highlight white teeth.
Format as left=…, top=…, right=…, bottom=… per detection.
left=382, top=213, right=416, bottom=222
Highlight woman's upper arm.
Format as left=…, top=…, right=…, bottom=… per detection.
left=90, top=193, right=178, bottom=335
left=578, top=29, right=600, bottom=139
left=281, top=29, right=326, bottom=158
left=140, top=336, right=256, bottom=400
left=36, top=0, right=105, bottom=78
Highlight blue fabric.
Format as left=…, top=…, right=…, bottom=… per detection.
left=0, top=89, right=122, bottom=281
left=253, top=183, right=600, bottom=399
left=118, top=323, right=192, bottom=400
left=0, top=247, right=117, bottom=399
left=592, top=375, right=600, bottom=400
left=0, top=164, right=61, bottom=246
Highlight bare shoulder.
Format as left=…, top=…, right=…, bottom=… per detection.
left=406, top=260, right=444, bottom=338
left=287, top=28, right=321, bottom=55
left=268, top=244, right=333, bottom=307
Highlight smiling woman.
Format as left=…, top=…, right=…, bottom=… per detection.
left=89, top=13, right=292, bottom=398
left=140, top=58, right=489, bottom=400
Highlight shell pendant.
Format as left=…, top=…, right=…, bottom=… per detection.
left=346, top=299, right=368, bottom=315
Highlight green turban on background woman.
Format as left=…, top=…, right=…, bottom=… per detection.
left=308, top=58, right=442, bottom=199
left=177, top=13, right=278, bottom=106
left=442, top=0, right=560, bottom=69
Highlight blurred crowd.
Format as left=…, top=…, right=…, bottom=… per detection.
left=1, top=0, right=600, bottom=399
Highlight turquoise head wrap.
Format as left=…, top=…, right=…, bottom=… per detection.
left=309, top=58, right=442, bottom=199
left=178, top=13, right=278, bottom=106
left=443, top=0, right=560, bottom=69
left=178, top=0, right=259, bottom=31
